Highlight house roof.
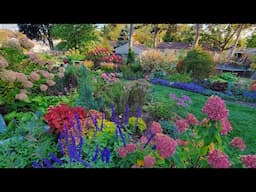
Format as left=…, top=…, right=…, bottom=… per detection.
left=157, top=42, right=191, bottom=50
left=157, top=42, right=218, bottom=52
left=115, top=42, right=149, bottom=55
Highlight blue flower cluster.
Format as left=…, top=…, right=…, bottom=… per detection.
left=170, top=82, right=205, bottom=94
left=242, top=91, right=256, bottom=101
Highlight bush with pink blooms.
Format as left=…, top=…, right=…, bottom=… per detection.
left=101, top=72, right=119, bottom=83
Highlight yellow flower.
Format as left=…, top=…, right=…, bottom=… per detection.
left=209, top=143, right=215, bottom=152
left=197, top=141, right=204, bottom=147
left=137, top=160, right=144, bottom=167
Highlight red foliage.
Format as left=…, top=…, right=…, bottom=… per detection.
left=44, top=104, right=87, bottom=135
left=249, top=81, right=256, bottom=91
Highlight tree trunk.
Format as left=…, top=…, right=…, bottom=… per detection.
left=47, top=37, right=54, bottom=50
left=227, top=24, right=244, bottom=61
left=128, top=24, right=134, bottom=49
left=153, top=24, right=158, bottom=49
left=192, top=24, right=200, bottom=48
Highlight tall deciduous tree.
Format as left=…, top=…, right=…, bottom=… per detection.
left=192, top=24, right=200, bottom=48
left=128, top=24, right=134, bottom=49
left=51, top=24, right=99, bottom=50
left=18, top=24, right=54, bottom=49
left=227, top=24, right=244, bottom=60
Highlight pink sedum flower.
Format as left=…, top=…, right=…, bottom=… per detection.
left=202, top=96, right=229, bottom=121
left=230, top=137, right=246, bottom=151
left=151, top=121, right=163, bottom=134
left=241, top=155, right=256, bottom=168
left=155, top=134, right=177, bottom=159
left=23, top=80, right=33, bottom=88
left=220, top=117, right=232, bottom=135
left=15, top=93, right=28, bottom=101
left=46, top=79, right=56, bottom=86
left=29, top=71, right=40, bottom=81
left=118, top=147, right=127, bottom=158
left=186, top=113, right=198, bottom=126
left=176, top=119, right=189, bottom=133
left=125, top=143, right=136, bottom=153
left=140, top=136, right=148, bottom=144
left=131, top=164, right=140, bottom=168
left=57, top=72, right=65, bottom=78
left=144, top=155, right=156, bottom=168
left=207, top=149, right=231, bottom=168
left=40, top=84, right=48, bottom=91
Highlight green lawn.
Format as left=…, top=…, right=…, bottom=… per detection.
left=151, top=84, right=256, bottom=154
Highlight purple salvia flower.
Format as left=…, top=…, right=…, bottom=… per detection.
left=50, top=153, right=63, bottom=165
left=117, top=120, right=126, bottom=147
left=64, top=124, right=73, bottom=161
left=88, top=112, right=99, bottom=136
left=58, top=133, right=64, bottom=156
left=110, top=103, right=117, bottom=123
left=101, top=148, right=111, bottom=163
left=182, top=95, right=192, bottom=103
left=134, top=105, right=141, bottom=132
left=74, top=157, right=92, bottom=168
left=92, top=144, right=99, bottom=162
left=74, top=112, right=82, bottom=134
left=42, top=158, right=53, bottom=168
left=100, top=113, right=104, bottom=131
left=78, top=136, right=83, bottom=158
left=32, top=161, right=41, bottom=168
left=124, top=104, right=129, bottom=126
left=69, top=116, right=78, bottom=136
left=144, top=133, right=155, bottom=148
left=86, top=118, right=90, bottom=130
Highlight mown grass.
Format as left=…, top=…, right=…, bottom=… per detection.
left=151, top=84, right=256, bottom=154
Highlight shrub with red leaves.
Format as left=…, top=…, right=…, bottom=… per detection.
left=101, top=54, right=122, bottom=64
left=87, top=47, right=112, bottom=62
left=44, top=104, right=87, bottom=135
left=249, top=81, right=256, bottom=91
left=210, top=82, right=228, bottom=92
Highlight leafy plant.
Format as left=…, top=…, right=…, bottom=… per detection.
left=181, top=47, right=214, bottom=80
left=166, top=73, right=192, bottom=83
left=127, top=117, right=146, bottom=133
left=143, top=101, right=174, bottom=120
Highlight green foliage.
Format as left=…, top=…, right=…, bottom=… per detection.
left=124, top=79, right=151, bottom=113
left=75, top=65, right=97, bottom=110
left=0, top=114, right=58, bottom=168
left=51, top=24, right=99, bottom=50
left=159, top=120, right=177, bottom=138
left=166, top=73, right=192, bottom=83
left=246, top=33, right=256, bottom=48
left=143, top=101, right=174, bottom=120
left=127, top=48, right=135, bottom=64
left=55, top=41, right=68, bottom=51
left=209, top=72, right=238, bottom=83
left=0, top=47, right=27, bottom=66
left=121, top=63, right=144, bottom=80
left=127, top=117, right=147, bottom=133
left=182, top=47, right=215, bottom=80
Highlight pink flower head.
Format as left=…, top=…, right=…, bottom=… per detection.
left=46, top=79, right=56, bottom=86
left=220, top=117, right=232, bottom=135
left=241, top=155, right=256, bottom=168
left=29, top=72, right=40, bottom=81
left=15, top=72, right=28, bottom=82
left=118, top=147, right=127, bottom=158
left=186, top=113, right=198, bottom=126
left=151, top=121, right=163, bottom=134
left=15, top=93, right=28, bottom=101
left=101, top=73, right=108, bottom=79
left=47, top=73, right=55, bottom=80
left=140, top=136, right=148, bottom=144
left=0, top=56, right=8, bottom=68
left=144, top=155, right=156, bottom=168
left=202, top=96, right=229, bottom=121
left=59, top=67, right=65, bottom=73
left=57, top=72, right=65, bottom=78
left=0, top=70, right=17, bottom=82
left=176, top=119, right=189, bottom=133
left=207, top=149, right=231, bottom=168
left=40, top=84, right=48, bottom=91
left=125, top=143, right=136, bottom=153
left=230, top=137, right=246, bottom=151
left=40, top=70, right=50, bottom=78
left=155, top=134, right=177, bottom=159
left=22, top=80, right=33, bottom=88
left=175, top=139, right=188, bottom=146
